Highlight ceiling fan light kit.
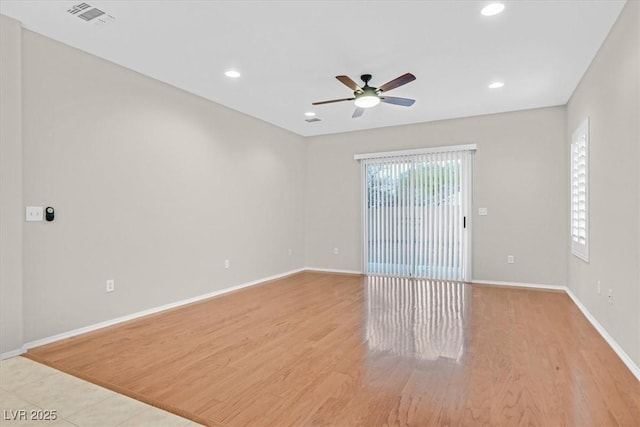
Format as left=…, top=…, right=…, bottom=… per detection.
left=313, top=73, right=416, bottom=118
left=354, top=92, right=380, bottom=109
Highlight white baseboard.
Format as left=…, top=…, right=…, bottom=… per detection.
left=304, top=267, right=362, bottom=275
left=471, top=279, right=566, bottom=291
left=0, top=347, right=26, bottom=360
left=21, top=268, right=305, bottom=352
left=5, top=270, right=639, bottom=382
left=472, top=279, right=639, bottom=381
left=2, top=267, right=358, bottom=359
left=565, top=288, right=640, bottom=381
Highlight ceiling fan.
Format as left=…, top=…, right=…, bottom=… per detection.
left=312, top=73, right=416, bottom=118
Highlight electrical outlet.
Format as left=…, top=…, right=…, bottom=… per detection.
left=608, top=289, right=613, bottom=304
left=288, top=248, right=292, bottom=256
left=333, top=247, right=339, bottom=255
left=224, top=259, right=230, bottom=269
left=26, top=206, right=44, bottom=222
left=478, top=208, right=488, bottom=216
left=507, top=255, right=514, bottom=264
left=106, top=279, right=115, bottom=293
left=596, top=280, right=601, bottom=295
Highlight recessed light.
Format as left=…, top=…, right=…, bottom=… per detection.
left=304, top=112, right=316, bottom=117
left=488, top=81, right=504, bottom=89
left=224, top=70, right=241, bottom=78
left=481, top=3, right=505, bottom=16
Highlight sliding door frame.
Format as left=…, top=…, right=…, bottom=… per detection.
left=357, top=144, right=475, bottom=282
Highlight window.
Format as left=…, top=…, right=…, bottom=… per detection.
left=571, top=118, right=589, bottom=262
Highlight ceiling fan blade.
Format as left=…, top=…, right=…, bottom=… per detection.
left=378, top=73, right=416, bottom=93
left=380, top=96, right=415, bottom=107
left=352, top=107, right=365, bottom=118
left=312, top=97, right=355, bottom=105
left=336, top=75, right=362, bottom=92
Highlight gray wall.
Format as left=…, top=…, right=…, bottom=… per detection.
left=19, top=30, right=306, bottom=343
left=0, top=15, right=23, bottom=355
left=566, top=0, right=639, bottom=367
left=305, top=107, right=568, bottom=286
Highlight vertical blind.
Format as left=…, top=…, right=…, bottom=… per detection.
left=571, top=118, right=589, bottom=262
left=359, top=147, right=474, bottom=281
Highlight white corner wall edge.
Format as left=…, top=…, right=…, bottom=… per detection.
left=473, top=279, right=640, bottom=381
left=0, top=268, right=305, bottom=360
left=564, top=287, right=640, bottom=381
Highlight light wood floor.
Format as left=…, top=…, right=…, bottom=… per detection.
left=27, top=272, right=639, bottom=426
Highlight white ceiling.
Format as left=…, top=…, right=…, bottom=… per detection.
left=0, top=1, right=626, bottom=137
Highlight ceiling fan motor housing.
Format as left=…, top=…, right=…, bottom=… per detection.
left=355, top=74, right=378, bottom=100
left=356, top=86, right=379, bottom=98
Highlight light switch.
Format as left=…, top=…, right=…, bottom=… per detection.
left=26, top=206, right=44, bottom=221
left=478, top=208, right=488, bottom=216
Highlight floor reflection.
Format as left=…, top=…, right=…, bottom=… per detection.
left=365, top=275, right=469, bottom=361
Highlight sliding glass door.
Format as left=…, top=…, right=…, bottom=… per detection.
left=360, top=148, right=473, bottom=281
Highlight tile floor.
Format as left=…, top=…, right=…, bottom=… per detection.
left=0, top=357, right=202, bottom=427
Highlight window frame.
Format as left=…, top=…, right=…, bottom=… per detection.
left=571, top=117, right=589, bottom=262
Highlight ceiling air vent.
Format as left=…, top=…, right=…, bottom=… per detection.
left=305, top=118, right=321, bottom=123
left=78, top=8, right=105, bottom=21
left=67, top=3, right=115, bottom=25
